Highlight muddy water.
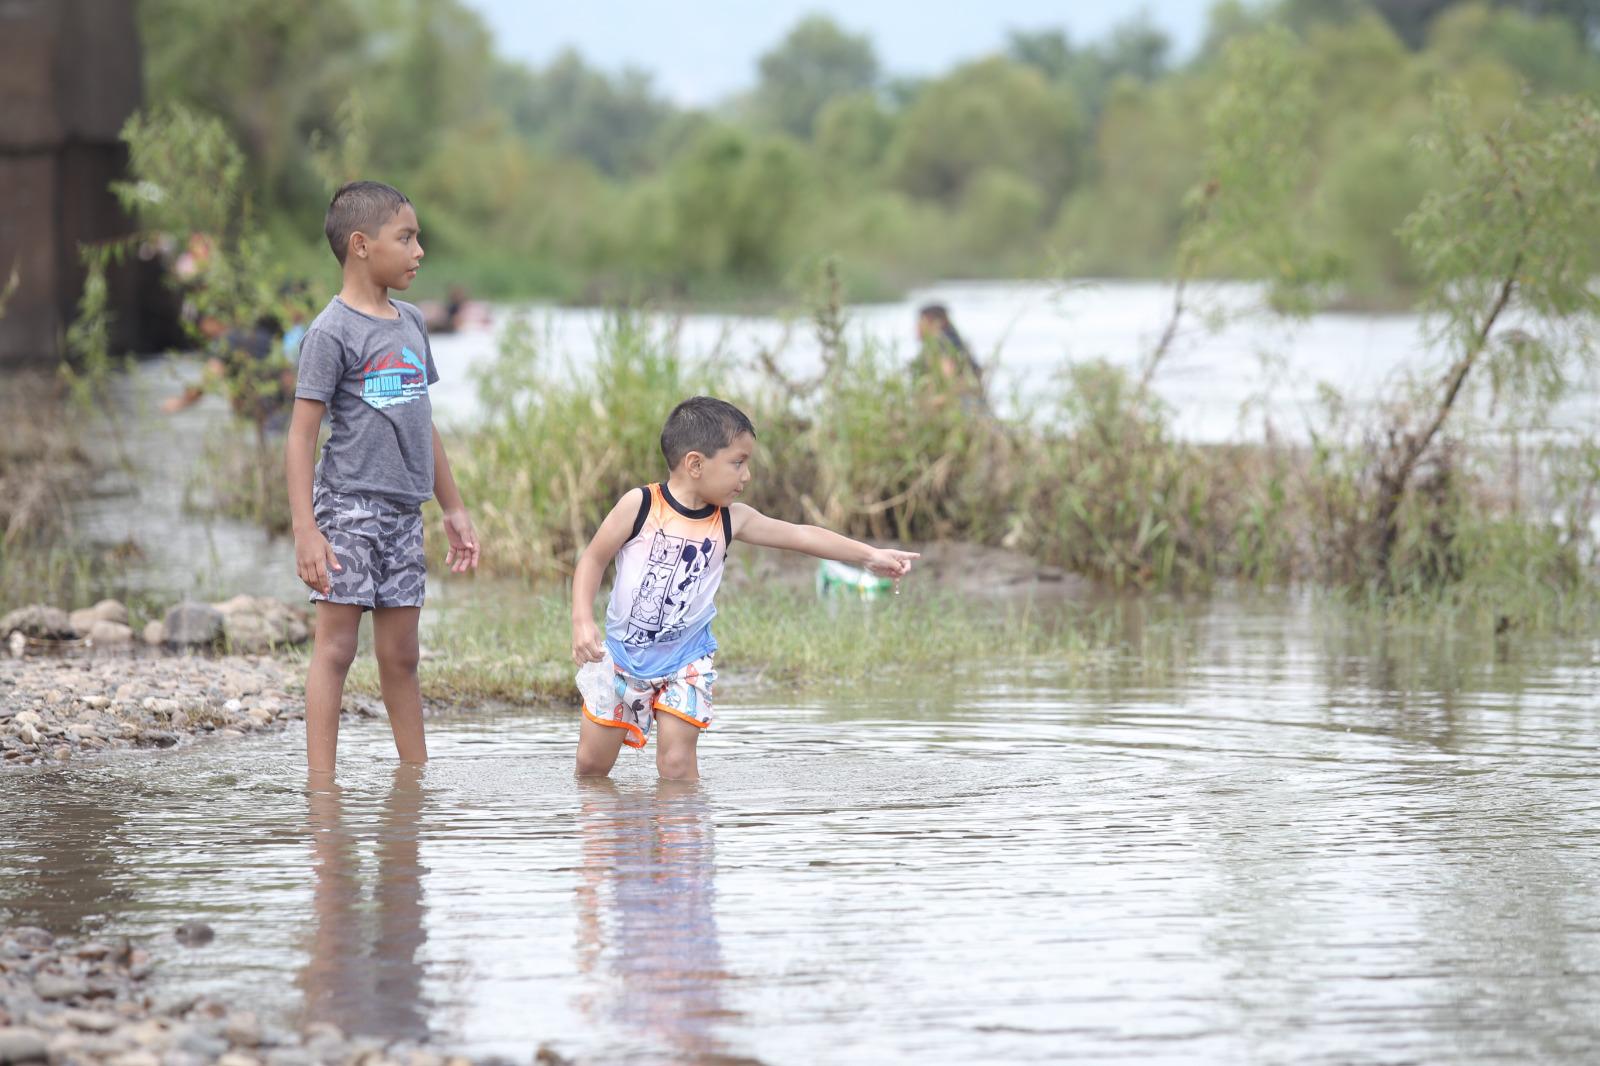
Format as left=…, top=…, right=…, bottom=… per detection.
left=3, top=595, right=1599, bottom=1063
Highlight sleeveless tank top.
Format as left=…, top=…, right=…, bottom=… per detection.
left=604, top=483, right=733, bottom=679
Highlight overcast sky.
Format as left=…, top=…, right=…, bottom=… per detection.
left=464, top=1, right=1217, bottom=104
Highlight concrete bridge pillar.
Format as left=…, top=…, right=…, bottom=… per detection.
left=0, top=0, right=173, bottom=364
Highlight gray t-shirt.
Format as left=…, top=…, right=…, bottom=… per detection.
left=294, top=297, right=441, bottom=505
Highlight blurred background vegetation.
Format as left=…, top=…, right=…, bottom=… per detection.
left=8, top=0, right=1600, bottom=626
left=136, top=0, right=1600, bottom=306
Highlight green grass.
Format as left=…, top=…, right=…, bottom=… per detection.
left=338, top=584, right=1115, bottom=707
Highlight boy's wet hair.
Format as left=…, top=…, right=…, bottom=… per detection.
left=324, top=180, right=411, bottom=265
left=660, top=397, right=756, bottom=469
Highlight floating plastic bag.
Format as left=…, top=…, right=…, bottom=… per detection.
left=575, top=647, right=618, bottom=715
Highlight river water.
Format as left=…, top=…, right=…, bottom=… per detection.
left=3, top=593, right=1599, bottom=1064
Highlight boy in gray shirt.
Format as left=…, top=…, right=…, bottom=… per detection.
left=286, top=180, right=480, bottom=775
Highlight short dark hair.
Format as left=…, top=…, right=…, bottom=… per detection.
left=324, top=180, right=411, bottom=265
left=660, top=397, right=756, bottom=469
left=918, top=303, right=952, bottom=327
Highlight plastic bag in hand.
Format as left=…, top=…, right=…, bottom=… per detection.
left=575, top=647, right=618, bottom=715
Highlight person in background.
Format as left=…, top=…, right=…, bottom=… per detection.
left=914, top=304, right=980, bottom=383
left=913, top=304, right=988, bottom=415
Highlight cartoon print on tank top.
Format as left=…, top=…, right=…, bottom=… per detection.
left=624, top=530, right=717, bottom=646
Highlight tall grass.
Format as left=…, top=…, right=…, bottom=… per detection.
left=440, top=285, right=1599, bottom=629
left=448, top=312, right=733, bottom=576
left=0, top=373, right=97, bottom=608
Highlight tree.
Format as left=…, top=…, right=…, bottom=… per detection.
left=813, top=92, right=894, bottom=178
left=1369, top=94, right=1600, bottom=584
left=657, top=127, right=819, bottom=283
left=494, top=50, right=676, bottom=177
left=752, top=15, right=879, bottom=138
left=1007, top=28, right=1074, bottom=81
left=1364, top=0, right=1600, bottom=48
left=886, top=58, right=1083, bottom=204
left=1429, top=4, right=1600, bottom=92
left=1139, top=27, right=1339, bottom=388
left=1008, top=20, right=1171, bottom=117
left=138, top=0, right=366, bottom=208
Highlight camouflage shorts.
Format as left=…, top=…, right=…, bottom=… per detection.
left=309, top=485, right=426, bottom=611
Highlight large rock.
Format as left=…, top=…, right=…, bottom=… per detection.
left=71, top=599, right=128, bottom=633
left=162, top=603, right=224, bottom=648
left=0, top=1028, right=48, bottom=1065
left=90, top=598, right=128, bottom=624
left=142, top=621, right=164, bottom=646
left=0, top=605, right=76, bottom=640
left=220, top=611, right=275, bottom=654
left=88, top=620, right=133, bottom=646
left=213, top=596, right=311, bottom=653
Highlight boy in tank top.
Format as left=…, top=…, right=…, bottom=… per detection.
left=570, top=396, right=918, bottom=781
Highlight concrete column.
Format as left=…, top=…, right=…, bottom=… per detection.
left=0, top=0, right=173, bottom=364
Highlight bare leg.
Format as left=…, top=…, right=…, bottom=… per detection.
left=576, top=713, right=628, bottom=777
left=372, top=606, right=426, bottom=764
left=305, top=603, right=364, bottom=774
left=654, top=713, right=703, bottom=782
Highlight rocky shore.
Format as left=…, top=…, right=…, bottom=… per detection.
left=0, top=653, right=316, bottom=765
left=1, top=597, right=310, bottom=657
left=0, top=926, right=545, bottom=1066
left=0, top=597, right=339, bottom=765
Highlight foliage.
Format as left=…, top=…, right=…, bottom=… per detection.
left=125, top=0, right=1600, bottom=302
left=1363, top=92, right=1600, bottom=588
left=750, top=15, right=879, bottom=138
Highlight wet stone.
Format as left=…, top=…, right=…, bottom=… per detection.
left=59, top=1010, right=118, bottom=1033
left=8, top=930, right=52, bottom=952
left=174, top=1029, right=228, bottom=1059
left=262, top=1050, right=311, bottom=1066
left=105, top=1052, right=159, bottom=1066
left=0, top=1028, right=48, bottom=1065
left=0, top=607, right=76, bottom=641
left=33, top=974, right=88, bottom=1001
left=223, top=1011, right=261, bottom=1048
left=171, top=924, right=213, bottom=948
left=162, top=603, right=224, bottom=648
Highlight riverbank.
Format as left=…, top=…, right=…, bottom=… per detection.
left=0, top=925, right=535, bottom=1066
left=0, top=653, right=311, bottom=766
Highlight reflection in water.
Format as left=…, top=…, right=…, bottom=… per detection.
left=299, top=766, right=429, bottom=1043
left=574, top=780, right=734, bottom=1060
left=4, top=591, right=1600, bottom=1063
left=0, top=770, right=133, bottom=936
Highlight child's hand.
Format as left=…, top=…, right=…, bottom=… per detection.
left=443, top=508, right=479, bottom=573
left=294, top=529, right=341, bottom=596
left=571, top=620, right=605, bottom=666
left=864, top=548, right=919, bottom=580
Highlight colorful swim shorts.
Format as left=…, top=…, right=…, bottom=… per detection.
left=308, top=484, right=426, bottom=611
left=582, top=653, right=716, bottom=749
